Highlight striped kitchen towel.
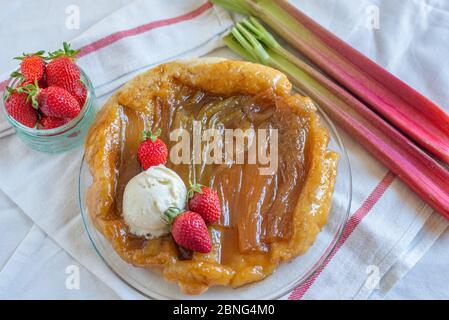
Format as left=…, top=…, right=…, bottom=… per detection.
left=0, top=0, right=447, bottom=300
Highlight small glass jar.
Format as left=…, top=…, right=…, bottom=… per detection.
left=1, top=68, right=97, bottom=153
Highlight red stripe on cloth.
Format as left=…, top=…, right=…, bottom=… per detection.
left=0, top=2, right=213, bottom=91
left=78, top=1, right=213, bottom=58
left=288, top=171, right=396, bottom=300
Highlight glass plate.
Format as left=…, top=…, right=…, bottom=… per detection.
left=78, top=105, right=352, bottom=300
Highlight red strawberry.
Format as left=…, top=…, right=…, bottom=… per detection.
left=166, top=208, right=212, bottom=253
left=20, top=56, right=46, bottom=82
left=188, top=183, right=221, bottom=224
left=4, top=89, right=38, bottom=128
left=67, top=81, right=87, bottom=107
left=20, top=82, right=80, bottom=119
left=46, top=56, right=80, bottom=89
left=46, top=43, right=81, bottom=90
left=14, top=51, right=46, bottom=83
left=137, top=129, right=168, bottom=170
left=35, top=86, right=81, bottom=119
left=38, top=115, right=68, bottom=129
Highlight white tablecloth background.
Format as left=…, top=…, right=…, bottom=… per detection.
left=0, top=0, right=448, bottom=299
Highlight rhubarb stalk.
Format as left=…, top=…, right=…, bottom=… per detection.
left=212, top=0, right=449, bottom=165
left=224, top=19, right=449, bottom=219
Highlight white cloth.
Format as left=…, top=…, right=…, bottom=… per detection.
left=1, top=0, right=449, bottom=300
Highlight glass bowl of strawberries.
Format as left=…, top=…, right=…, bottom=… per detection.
left=1, top=43, right=97, bottom=153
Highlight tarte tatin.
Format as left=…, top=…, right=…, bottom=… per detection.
left=85, top=58, right=338, bottom=295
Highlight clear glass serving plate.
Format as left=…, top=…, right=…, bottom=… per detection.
left=78, top=105, right=352, bottom=300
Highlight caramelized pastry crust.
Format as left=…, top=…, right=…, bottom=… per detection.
left=85, top=59, right=338, bottom=295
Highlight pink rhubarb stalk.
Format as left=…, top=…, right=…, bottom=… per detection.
left=246, top=0, right=449, bottom=165
left=223, top=18, right=449, bottom=219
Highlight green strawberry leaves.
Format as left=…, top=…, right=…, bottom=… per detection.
left=15, top=80, right=41, bottom=109
left=187, top=181, right=204, bottom=199
left=163, top=207, right=182, bottom=225
left=46, top=42, right=80, bottom=60
left=141, top=128, right=162, bottom=142
left=13, top=50, right=46, bottom=61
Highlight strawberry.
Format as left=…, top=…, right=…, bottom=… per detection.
left=46, top=56, right=80, bottom=89
left=165, top=208, right=212, bottom=253
left=187, top=183, right=221, bottom=224
left=38, top=115, right=68, bottom=129
left=46, top=43, right=80, bottom=90
left=36, top=86, right=81, bottom=119
left=67, top=81, right=87, bottom=107
left=137, top=129, right=168, bottom=170
left=14, top=51, right=46, bottom=83
left=22, top=83, right=81, bottom=119
left=4, top=88, right=38, bottom=128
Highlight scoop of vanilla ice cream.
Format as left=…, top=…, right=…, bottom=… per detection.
left=122, top=165, right=187, bottom=239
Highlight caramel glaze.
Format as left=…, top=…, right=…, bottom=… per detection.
left=85, top=60, right=339, bottom=295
